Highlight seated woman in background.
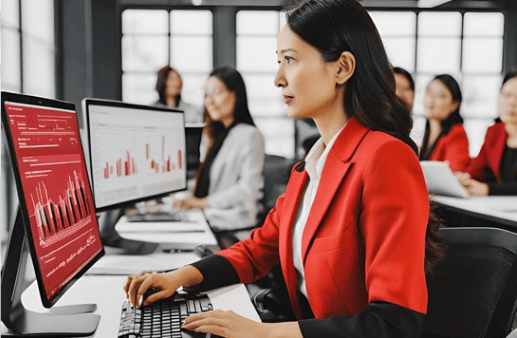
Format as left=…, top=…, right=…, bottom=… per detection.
left=393, top=66, right=415, bottom=112
left=419, top=74, right=470, bottom=172
left=174, top=66, right=265, bottom=233
left=153, top=65, right=203, bottom=123
left=456, top=70, right=517, bottom=196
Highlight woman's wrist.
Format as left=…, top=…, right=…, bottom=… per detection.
left=265, top=321, right=303, bottom=338
left=171, top=265, right=204, bottom=290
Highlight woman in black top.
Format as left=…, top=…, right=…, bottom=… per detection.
left=457, top=70, right=517, bottom=195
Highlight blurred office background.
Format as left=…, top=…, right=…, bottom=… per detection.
left=1, top=0, right=517, bottom=245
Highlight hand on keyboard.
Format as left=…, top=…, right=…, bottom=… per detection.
left=123, top=266, right=204, bottom=309
left=118, top=292, right=217, bottom=338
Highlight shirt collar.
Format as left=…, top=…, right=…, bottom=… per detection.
left=304, top=123, right=346, bottom=181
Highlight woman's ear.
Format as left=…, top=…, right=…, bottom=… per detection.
left=336, top=51, right=356, bottom=85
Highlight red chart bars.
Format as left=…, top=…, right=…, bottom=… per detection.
left=104, top=151, right=137, bottom=179
left=146, top=136, right=182, bottom=174
left=31, top=170, right=91, bottom=242
left=4, top=102, right=103, bottom=300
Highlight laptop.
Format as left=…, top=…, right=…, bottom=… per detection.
left=420, top=161, right=470, bottom=198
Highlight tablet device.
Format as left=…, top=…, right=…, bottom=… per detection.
left=420, top=161, right=470, bottom=198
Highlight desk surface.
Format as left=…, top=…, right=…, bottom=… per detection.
left=2, top=276, right=260, bottom=337
left=116, top=209, right=218, bottom=250
left=431, top=195, right=517, bottom=227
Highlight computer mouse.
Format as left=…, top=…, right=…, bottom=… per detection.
left=194, top=245, right=214, bottom=258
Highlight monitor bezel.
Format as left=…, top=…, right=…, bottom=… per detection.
left=1, top=91, right=105, bottom=308
left=82, top=98, right=188, bottom=213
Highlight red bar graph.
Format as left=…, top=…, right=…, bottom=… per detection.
left=146, top=138, right=177, bottom=174
left=30, top=170, right=91, bottom=241
left=103, top=151, right=137, bottom=179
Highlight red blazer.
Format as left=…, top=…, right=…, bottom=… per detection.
left=466, top=122, right=507, bottom=182
left=428, top=124, right=470, bottom=172
left=217, top=117, right=429, bottom=320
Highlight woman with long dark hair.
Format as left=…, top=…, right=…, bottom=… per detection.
left=174, top=66, right=265, bottom=232
left=153, top=65, right=203, bottom=123
left=393, top=66, right=415, bottom=111
left=125, top=1, right=444, bottom=337
left=419, top=74, right=470, bottom=171
left=456, top=70, right=517, bottom=195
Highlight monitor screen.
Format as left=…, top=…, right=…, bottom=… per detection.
left=83, top=99, right=187, bottom=211
left=1, top=92, right=104, bottom=307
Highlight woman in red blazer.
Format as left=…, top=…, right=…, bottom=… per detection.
left=457, top=71, right=517, bottom=195
left=124, top=1, right=444, bottom=337
left=419, top=74, right=470, bottom=172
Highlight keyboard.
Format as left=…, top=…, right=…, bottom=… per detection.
left=118, top=292, right=215, bottom=338
left=126, top=210, right=185, bottom=223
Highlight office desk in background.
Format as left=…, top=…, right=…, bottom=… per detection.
left=7, top=276, right=260, bottom=337
left=431, top=195, right=517, bottom=229
left=116, top=209, right=219, bottom=251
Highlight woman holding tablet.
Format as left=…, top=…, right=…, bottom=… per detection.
left=419, top=74, right=470, bottom=172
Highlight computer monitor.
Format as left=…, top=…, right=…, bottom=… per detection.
left=185, top=122, right=204, bottom=179
left=82, top=98, right=187, bottom=254
left=1, top=91, right=104, bottom=336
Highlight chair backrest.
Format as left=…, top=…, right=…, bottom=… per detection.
left=422, top=227, right=517, bottom=338
left=256, top=155, right=295, bottom=224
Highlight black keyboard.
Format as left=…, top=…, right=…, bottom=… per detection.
left=126, top=211, right=185, bottom=223
left=118, top=292, right=214, bottom=338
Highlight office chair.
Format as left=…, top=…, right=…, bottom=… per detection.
left=216, top=154, right=295, bottom=248
left=422, top=227, right=517, bottom=338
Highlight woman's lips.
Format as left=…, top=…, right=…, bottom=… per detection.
left=283, top=95, right=294, bottom=104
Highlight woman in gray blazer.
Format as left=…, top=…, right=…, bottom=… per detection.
left=175, top=66, right=265, bottom=234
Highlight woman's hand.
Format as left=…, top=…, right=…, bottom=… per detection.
left=454, top=171, right=471, bottom=186
left=463, top=179, right=489, bottom=196
left=182, top=310, right=303, bottom=338
left=173, top=196, right=209, bottom=210
left=454, top=172, right=489, bottom=196
left=123, top=265, right=203, bottom=308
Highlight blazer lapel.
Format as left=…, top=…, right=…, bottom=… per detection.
left=301, top=117, right=369, bottom=263
left=489, top=124, right=507, bottom=182
left=278, top=161, right=308, bottom=319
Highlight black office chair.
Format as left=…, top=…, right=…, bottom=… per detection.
left=422, top=227, right=517, bottom=338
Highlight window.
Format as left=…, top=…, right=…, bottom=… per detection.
left=121, top=9, right=213, bottom=112
left=1, top=0, right=57, bottom=243
left=236, top=10, right=294, bottom=158
left=370, top=10, right=505, bottom=156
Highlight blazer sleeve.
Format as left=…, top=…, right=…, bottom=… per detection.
left=206, top=128, right=265, bottom=210
left=465, top=131, right=490, bottom=181
left=444, top=125, right=470, bottom=172
left=488, top=181, right=517, bottom=195
left=301, top=138, right=430, bottom=338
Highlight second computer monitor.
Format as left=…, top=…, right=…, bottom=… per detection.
left=83, top=99, right=187, bottom=212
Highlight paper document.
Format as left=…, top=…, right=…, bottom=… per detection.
left=420, top=161, right=469, bottom=198
left=87, top=252, right=200, bottom=275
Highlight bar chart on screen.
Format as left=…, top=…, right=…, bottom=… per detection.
left=87, top=104, right=186, bottom=208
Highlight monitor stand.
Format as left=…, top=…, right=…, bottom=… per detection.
left=98, top=208, right=158, bottom=255
left=1, top=209, right=100, bottom=336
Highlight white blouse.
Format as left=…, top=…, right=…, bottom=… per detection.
left=292, top=124, right=345, bottom=297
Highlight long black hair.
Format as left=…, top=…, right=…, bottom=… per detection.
left=286, top=0, right=444, bottom=274
left=287, top=0, right=416, bottom=153
left=155, top=65, right=182, bottom=106
left=203, top=66, right=255, bottom=143
left=419, top=74, right=463, bottom=161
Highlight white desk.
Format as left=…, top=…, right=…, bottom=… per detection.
left=431, top=195, right=517, bottom=228
left=2, top=276, right=260, bottom=337
left=116, top=209, right=218, bottom=251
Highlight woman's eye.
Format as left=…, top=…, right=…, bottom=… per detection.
left=285, top=56, right=294, bottom=64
